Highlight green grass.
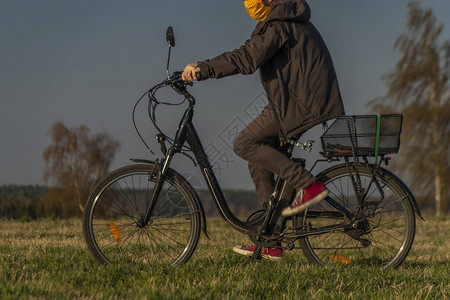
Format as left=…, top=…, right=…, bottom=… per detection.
left=0, top=217, right=449, bottom=299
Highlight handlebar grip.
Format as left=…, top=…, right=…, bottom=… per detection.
left=195, top=71, right=203, bottom=81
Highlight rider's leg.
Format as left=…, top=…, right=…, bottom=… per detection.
left=232, top=106, right=327, bottom=260
left=233, top=106, right=315, bottom=194
left=248, top=162, right=275, bottom=206
left=233, top=105, right=328, bottom=217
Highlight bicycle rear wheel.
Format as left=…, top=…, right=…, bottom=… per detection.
left=298, top=163, right=415, bottom=269
left=83, top=164, right=201, bottom=266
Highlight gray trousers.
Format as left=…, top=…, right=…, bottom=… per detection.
left=233, top=106, right=315, bottom=205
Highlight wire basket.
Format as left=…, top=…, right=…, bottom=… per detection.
left=320, top=114, right=403, bottom=157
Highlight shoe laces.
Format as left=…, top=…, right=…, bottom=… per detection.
left=291, top=189, right=304, bottom=208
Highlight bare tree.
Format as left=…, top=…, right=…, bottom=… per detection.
left=43, top=121, right=120, bottom=215
left=368, top=2, right=450, bottom=216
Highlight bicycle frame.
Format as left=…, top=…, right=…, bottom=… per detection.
left=139, top=92, right=351, bottom=238
left=140, top=102, right=261, bottom=234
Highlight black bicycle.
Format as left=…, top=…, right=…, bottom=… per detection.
left=83, top=28, right=423, bottom=269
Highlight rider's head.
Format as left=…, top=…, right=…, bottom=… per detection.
left=244, top=0, right=275, bottom=22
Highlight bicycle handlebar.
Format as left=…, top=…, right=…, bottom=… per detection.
left=167, top=70, right=202, bottom=84
left=162, top=71, right=196, bottom=106
left=147, top=70, right=202, bottom=112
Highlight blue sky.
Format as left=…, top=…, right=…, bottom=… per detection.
left=1, top=0, right=449, bottom=190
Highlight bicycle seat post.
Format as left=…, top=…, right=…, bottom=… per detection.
left=259, top=193, right=278, bottom=235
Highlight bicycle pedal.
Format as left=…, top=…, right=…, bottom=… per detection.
left=284, top=242, right=295, bottom=250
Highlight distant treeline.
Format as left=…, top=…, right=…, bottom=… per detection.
left=0, top=185, right=48, bottom=219
left=0, top=185, right=261, bottom=220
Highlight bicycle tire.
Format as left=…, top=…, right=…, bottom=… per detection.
left=298, top=163, right=415, bottom=269
left=83, top=163, right=201, bottom=266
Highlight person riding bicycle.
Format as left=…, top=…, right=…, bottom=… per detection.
left=182, top=0, right=345, bottom=261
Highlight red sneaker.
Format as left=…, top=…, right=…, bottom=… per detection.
left=281, top=180, right=328, bottom=217
left=232, top=244, right=283, bottom=261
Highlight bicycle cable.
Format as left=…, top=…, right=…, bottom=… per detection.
left=132, top=88, right=158, bottom=158
left=132, top=79, right=193, bottom=158
left=147, top=83, right=192, bottom=152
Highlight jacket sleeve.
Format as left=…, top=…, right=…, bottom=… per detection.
left=198, top=21, right=288, bottom=79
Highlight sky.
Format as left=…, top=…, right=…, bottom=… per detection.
left=1, top=0, right=449, bottom=191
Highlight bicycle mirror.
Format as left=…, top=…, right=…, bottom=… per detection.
left=166, top=27, right=175, bottom=47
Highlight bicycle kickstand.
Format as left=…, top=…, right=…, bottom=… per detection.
left=250, top=246, right=262, bottom=260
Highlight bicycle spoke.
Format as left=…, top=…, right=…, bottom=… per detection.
left=93, top=222, right=136, bottom=234
left=152, top=223, right=191, bottom=234
left=377, top=196, right=408, bottom=212
left=148, top=227, right=181, bottom=260
left=151, top=211, right=196, bottom=221
left=370, top=224, right=405, bottom=235
left=150, top=224, right=187, bottom=247
left=143, top=227, right=178, bottom=262
left=122, top=176, right=141, bottom=215
left=102, top=226, right=140, bottom=252
left=92, top=220, right=135, bottom=227
left=142, top=227, right=166, bottom=263
left=371, top=216, right=405, bottom=228
left=110, top=182, right=139, bottom=220
left=310, top=230, right=337, bottom=246
left=370, top=226, right=403, bottom=243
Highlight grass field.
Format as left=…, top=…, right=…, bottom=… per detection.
left=0, top=216, right=448, bottom=299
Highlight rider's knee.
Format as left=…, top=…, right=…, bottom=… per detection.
left=233, top=131, right=249, bottom=158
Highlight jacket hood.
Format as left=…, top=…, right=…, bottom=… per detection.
left=266, top=0, right=311, bottom=23
left=252, top=0, right=311, bottom=36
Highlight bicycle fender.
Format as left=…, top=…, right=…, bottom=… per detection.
left=130, top=158, right=158, bottom=164
left=380, top=167, right=425, bottom=221
left=192, top=190, right=210, bottom=239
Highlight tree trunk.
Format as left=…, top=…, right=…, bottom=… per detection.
left=434, top=173, right=442, bottom=216
left=443, top=183, right=449, bottom=214
left=429, top=85, right=443, bottom=216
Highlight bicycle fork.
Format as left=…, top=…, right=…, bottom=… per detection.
left=139, top=106, right=194, bottom=228
left=137, top=152, right=173, bottom=228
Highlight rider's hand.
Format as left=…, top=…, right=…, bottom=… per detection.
left=182, top=63, right=200, bottom=83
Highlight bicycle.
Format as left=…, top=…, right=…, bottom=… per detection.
left=83, top=27, right=423, bottom=269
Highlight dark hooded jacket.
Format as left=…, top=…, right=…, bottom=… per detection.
left=197, top=0, right=344, bottom=139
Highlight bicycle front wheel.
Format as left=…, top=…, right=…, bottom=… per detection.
left=299, top=163, right=415, bottom=269
left=83, top=164, right=201, bottom=266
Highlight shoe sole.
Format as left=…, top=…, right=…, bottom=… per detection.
left=232, top=246, right=282, bottom=262
left=281, top=190, right=328, bottom=217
